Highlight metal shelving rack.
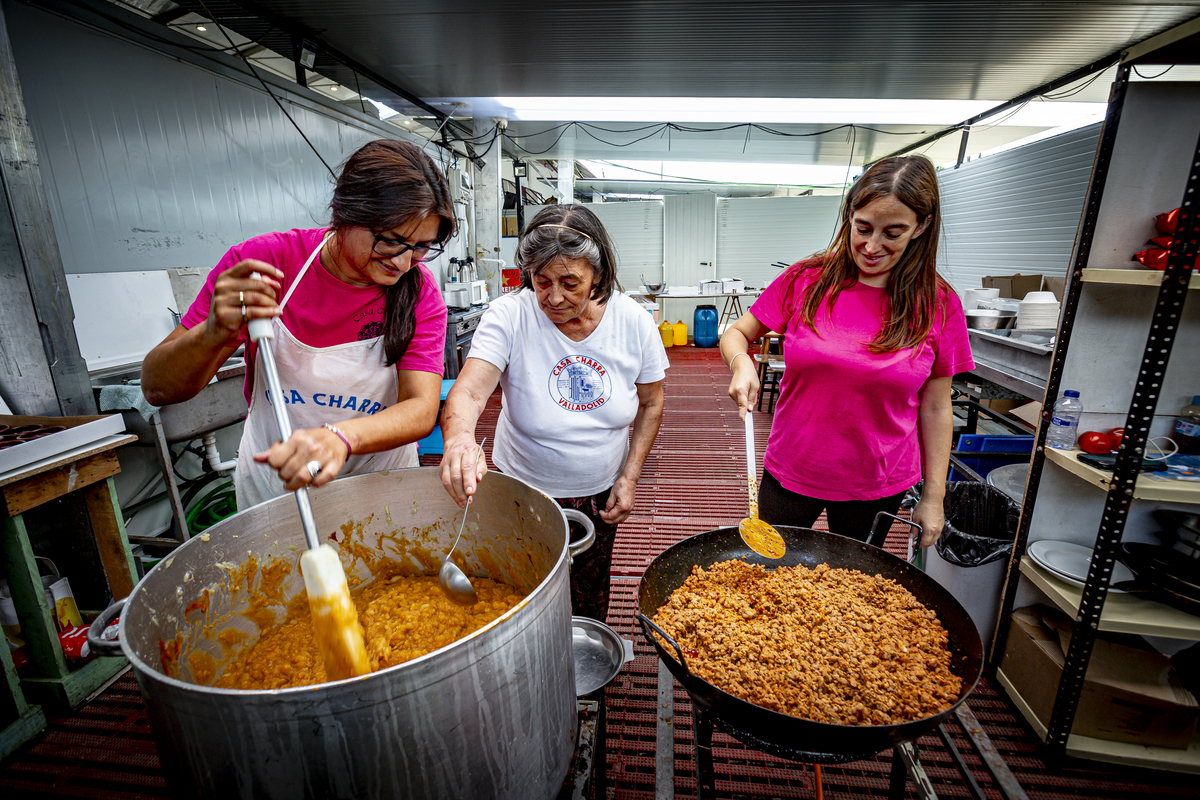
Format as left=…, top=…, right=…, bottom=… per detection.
left=990, top=27, right=1200, bottom=772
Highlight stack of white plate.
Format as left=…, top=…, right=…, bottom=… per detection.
left=1017, top=291, right=1060, bottom=329
left=1027, top=539, right=1135, bottom=592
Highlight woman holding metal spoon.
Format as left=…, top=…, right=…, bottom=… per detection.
left=720, top=156, right=974, bottom=548
left=439, top=205, right=668, bottom=621
left=142, top=140, right=452, bottom=510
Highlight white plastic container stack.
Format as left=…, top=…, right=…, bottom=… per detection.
left=1016, top=291, right=1061, bottom=329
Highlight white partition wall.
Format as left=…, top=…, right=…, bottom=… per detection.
left=716, top=195, right=842, bottom=287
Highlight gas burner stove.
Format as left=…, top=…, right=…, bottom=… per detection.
left=445, top=304, right=488, bottom=378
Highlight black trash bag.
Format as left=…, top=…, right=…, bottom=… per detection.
left=908, top=481, right=1019, bottom=567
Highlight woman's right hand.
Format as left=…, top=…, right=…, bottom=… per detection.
left=440, top=434, right=488, bottom=507
left=727, top=355, right=761, bottom=419
left=203, top=259, right=284, bottom=346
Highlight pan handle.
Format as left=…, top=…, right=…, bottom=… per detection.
left=868, top=511, right=923, bottom=561
left=86, top=597, right=125, bottom=657
left=637, top=613, right=690, bottom=675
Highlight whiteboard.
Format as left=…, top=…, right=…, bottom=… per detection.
left=68, top=271, right=178, bottom=372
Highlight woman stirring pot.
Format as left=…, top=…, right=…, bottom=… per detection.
left=439, top=205, right=668, bottom=620
left=720, top=156, right=974, bottom=546
left=142, top=140, right=452, bottom=509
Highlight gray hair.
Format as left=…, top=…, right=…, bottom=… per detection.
left=517, top=205, right=621, bottom=301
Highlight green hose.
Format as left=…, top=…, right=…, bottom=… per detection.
left=186, top=478, right=238, bottom=536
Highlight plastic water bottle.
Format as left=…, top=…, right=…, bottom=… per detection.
left=1173, top=394, right=1200, bottom=455
left=1046, top=390, right=1083, bottom=450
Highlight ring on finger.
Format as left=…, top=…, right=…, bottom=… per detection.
left=239, top=290, right=244, bottom=304
left=241, top=304, right=247, bottom=320
left=306, top=460, right=322, bottom=478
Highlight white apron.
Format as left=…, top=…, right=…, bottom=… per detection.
left=234, top=233, right=418, bottom=509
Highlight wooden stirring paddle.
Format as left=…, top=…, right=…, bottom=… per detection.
left=248, top=297, right=370, bottom=681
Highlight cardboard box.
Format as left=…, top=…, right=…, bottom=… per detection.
left=982, top=398, right=1024, bottom=415
left=699, top=280, right=723, bottom=296
left=720, top=278, right=745, bottom=293
left=1042, top=276, right=1066, bottom=303
left=1001, top=606, right=1199, bottom=749
left=981, top=273, right=1044, bottom=300
left=1009, top=401, right=1042, bottom=431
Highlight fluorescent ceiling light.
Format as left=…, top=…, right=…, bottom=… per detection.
left=581, top=160, right=858, bottom=187
left=493, top=96, right=1105, bottom=127
left=367, top=99, right=401, bottom=119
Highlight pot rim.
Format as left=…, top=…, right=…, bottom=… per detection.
left=121, top=476, right=576, bottom=697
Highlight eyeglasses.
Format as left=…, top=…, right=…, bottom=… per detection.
left=371, top=231, right=445, bottom=261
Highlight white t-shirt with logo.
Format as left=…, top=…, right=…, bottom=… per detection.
left=466, top=289, right=669, bottom=497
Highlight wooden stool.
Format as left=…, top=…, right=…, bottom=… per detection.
left=756, top=332, right=784, bottom=412
left=1, top=432, right=138, bottom=756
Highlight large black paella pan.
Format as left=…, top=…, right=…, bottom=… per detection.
left=637, top=524, right=983, bottom=762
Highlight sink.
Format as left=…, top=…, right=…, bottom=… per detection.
left=158, top=363, right=248, bottom=442
left=92, top=358, right=248, bottom=444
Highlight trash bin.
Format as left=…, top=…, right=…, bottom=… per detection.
left=910, top=481, right=1019, bottom=648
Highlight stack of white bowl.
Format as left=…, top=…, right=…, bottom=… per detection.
left=1016, top=291, right=1061, bottom=329
left=963, top=287, right=1000, bottom=310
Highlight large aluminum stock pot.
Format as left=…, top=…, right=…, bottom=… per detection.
left=89, top=468, right=594, bottom=800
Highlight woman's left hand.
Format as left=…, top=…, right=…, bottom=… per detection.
left=254, top=426, right=349, bottom=491
left=600, top=475, right=638, bottom=525
left=911, top=496, right=945, bottom=549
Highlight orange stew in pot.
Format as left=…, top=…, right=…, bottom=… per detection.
left=214, top=574, right=523, bottom=690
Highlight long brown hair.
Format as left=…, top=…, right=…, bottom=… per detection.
left=330, top=140, right=455, bottom=365
left=798, top=155, right=945, bottom=354
left=517, top=204, right=622, bottom=300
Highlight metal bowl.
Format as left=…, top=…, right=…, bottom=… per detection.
left=644, top=282, right=666, bottom=293
left=965, top=309, right=1017, bottom=330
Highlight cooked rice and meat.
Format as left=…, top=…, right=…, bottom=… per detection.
left=651, top=559, right=961, bottom=725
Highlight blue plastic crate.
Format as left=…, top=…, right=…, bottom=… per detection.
left=416, top=379, right=456, bottom=456
left=951, top=434, right=1034, bottom=481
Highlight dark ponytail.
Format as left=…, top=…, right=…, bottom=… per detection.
left=330, top=140, right=455, bottom=365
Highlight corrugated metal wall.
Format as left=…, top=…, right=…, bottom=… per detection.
left=716, top=195, right=841, bottom=287
left=8, top=2, right=407, bottom=276
left=937, top=123, right=1101, bottom=292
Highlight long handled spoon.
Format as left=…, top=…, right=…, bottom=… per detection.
left=248, top=294, right=370, bottom=681
left=439, top=440, right=484, bottom=606
left=738, top=411, right=786, bottom=559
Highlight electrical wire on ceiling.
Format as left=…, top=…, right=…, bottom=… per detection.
left=87, top=0, right=486, bottom=168
left=1133, top=64, right=1175, bottom=79
left=194, top=0, right=336, bottom=178
left=1040, top=69, right=1109, bottom=99
left=499, top=121, right=920, bottom=158
left=590, top=160, right=853, bottom=191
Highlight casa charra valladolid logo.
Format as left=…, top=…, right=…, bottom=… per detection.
left=548, top=355, right=612, bottom=412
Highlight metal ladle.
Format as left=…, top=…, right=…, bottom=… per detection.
left=439, top=439, right=485, bottom=606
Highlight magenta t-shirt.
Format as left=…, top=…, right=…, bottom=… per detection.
left=182, top=227, right=447, bottom=405
left=750, top=261, right=975, bottom=502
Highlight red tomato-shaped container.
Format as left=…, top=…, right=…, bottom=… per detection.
left=1078, top=431, right=1115, bottom=454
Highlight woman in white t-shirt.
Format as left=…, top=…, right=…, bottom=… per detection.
left=440, top=205, right=668, bottom=620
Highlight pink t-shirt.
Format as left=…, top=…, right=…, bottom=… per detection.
left=182, top=227, right=447, bottom=405
left=750, top=261, right=974, bottom=502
